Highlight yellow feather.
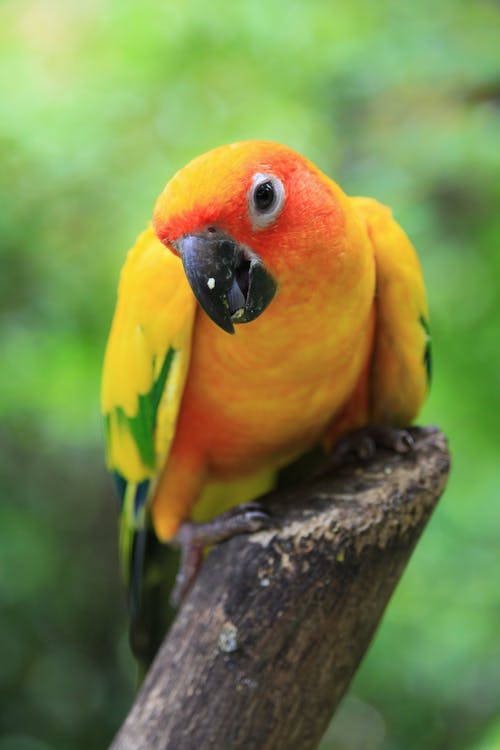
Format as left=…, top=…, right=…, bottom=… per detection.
left=352, top=197, right=430, bottom=425
left=101, top=225, right=195, bottom=483
left=105, top=411, right=150, bottom=481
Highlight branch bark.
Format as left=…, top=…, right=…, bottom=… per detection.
left=111, top=426, right=450, bottom=750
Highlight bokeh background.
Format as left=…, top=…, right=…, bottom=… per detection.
left=1, top=1, right=499, bottom=748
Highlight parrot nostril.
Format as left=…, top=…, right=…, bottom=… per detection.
left=207, top=226, right=217, bottom=234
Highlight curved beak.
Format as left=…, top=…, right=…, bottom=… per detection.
left=174, top=229, right=277, bottom=334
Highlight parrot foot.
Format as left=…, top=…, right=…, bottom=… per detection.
left=323, top=425, right=415, bottom=473
left=170, top=502, right=272, bottom=607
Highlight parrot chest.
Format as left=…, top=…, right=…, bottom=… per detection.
left=176, top=302, right=374, bottom=477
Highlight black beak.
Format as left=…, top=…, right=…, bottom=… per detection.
left=174, top=229, right=277, bottom=334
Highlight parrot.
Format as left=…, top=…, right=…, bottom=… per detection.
left=101, top=140, right=431, bottom=673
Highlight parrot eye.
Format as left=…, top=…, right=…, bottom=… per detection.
left=254, top=181, right=275, bottom=211
left=248, top=173, right=285, bottom=228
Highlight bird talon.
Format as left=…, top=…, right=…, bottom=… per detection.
left=323, top=425, right=417, bottom=474
left=357, top=436, right=376, bottom=461
left=395, top=431, right=415, bottom=453
left=170, top=502, right=273, bottom=606
left=240, top=508, right=273, bottom=531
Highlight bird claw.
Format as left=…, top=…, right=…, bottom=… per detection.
left=170, top=502, right=272, bottom=607
left=391, top=430, right=415, bottom=454
left=324, top=425, right=415, bottom=473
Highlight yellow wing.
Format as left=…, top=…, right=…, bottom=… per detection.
left=101, top=226, right=196, bottom=580
left=353, top=197, right=431, bottom=425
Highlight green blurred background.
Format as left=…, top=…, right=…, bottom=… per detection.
left=1, top=1, right=499, bottom=748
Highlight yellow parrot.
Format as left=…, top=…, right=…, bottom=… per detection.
left=101, top=140, right=430, bottom=669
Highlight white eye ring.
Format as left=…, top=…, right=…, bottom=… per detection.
left=248, top=173, right=285, bottom=229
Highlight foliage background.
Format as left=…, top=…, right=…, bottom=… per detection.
left=1, top=1, right=499, bottom=748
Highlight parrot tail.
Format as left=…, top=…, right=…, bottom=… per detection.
left=128, top=525, right=180, bottom=682
left=115, top=475, right=179, bottom=682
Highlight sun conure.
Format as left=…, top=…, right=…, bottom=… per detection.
left=101, top=140, right=431, bottom=671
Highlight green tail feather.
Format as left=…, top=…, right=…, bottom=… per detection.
left=117, top=480, right=179, bottom=681
left=129, top=528, right=180, bottom=683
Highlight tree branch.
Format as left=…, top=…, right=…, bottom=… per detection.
left=111, top=426, right=450, bottom=750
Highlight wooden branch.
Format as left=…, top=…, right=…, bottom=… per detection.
left=111, top=426, right=450, bottom=750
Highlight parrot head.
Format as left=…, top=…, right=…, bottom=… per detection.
left=153, top=140, right=347, bottom=334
